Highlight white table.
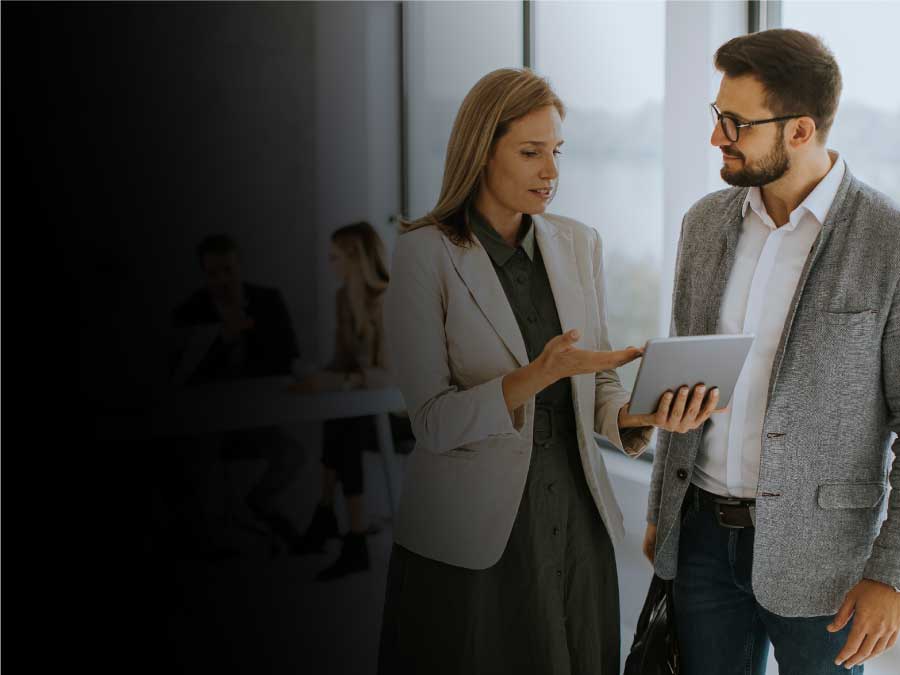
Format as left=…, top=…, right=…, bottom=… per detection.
left=146, top=376, right=407, bottom=515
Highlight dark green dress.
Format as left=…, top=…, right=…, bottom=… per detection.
left=379, top=212, right=620, bottom=675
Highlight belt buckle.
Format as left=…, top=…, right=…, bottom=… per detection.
left=713, top=497, right=746, bottom=529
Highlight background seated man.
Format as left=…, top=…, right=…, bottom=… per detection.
left=169, top=233, right=304, bottom=554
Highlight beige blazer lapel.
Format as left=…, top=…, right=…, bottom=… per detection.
left=533, top=215, right=586, bottom=338
left=442, top=236, right=529, bottom=367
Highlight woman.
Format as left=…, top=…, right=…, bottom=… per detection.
left=378, top=69, right=717, bottom=673
left=292, top=221, right=408, bottom=581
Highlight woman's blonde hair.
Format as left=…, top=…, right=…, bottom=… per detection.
left=331, top=221, right=390, bottom=293
left=403, top=68, right=565, bottom=246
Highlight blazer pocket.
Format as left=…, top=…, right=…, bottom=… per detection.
left=819, top=309, right=877, bottom=326
left=817, top=481, right=886, bottom=509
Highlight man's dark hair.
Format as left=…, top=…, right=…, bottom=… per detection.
left=195, top=233, right=238, bottom=263
left=715, top=29, right=842, bottom=141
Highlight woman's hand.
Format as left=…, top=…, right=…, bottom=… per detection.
left=618, top=384, right=723, bottom=432
left=503, top=330, right=642, bottom=414
left=535, top=329, right=643, bottom=382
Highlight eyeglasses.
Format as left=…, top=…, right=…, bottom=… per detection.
left=709, top=103, right=808, bottom=143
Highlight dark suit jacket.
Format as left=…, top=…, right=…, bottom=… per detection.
left=173, top=282, right=299, bottom=385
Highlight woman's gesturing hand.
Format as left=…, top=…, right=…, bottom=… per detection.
left=535, top=329, right=643, bottom=381
left=502, top=330, right=643, bottom=414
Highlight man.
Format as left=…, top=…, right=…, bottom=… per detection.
left=170, top=234, right=304, bottom=551
left=173, top=234, right=299, bottom=386
left=644, top=29, right=900, bottom=674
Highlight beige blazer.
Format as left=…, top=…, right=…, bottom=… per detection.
left=326, top=286, right=392, bottom=389
left=385, top=213, right=651, bottom=569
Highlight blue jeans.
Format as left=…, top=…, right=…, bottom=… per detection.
left=673, top=486, right=863, bottom=675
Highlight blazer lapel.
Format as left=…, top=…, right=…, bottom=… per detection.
left=709, top=190, right=748, bottom=333
left=533, top=215, right=586, bottom=338
left=765, top=167, right=856, bottom=407
left=442, top=235, right=529, bottom=367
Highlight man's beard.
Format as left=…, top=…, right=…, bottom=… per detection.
left=721, top=131, right=790, bottom=187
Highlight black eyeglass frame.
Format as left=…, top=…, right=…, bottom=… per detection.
left=710, top=103, right=809, bottom=142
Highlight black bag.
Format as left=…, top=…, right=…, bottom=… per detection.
left=623, top=574, right=680, bottom=674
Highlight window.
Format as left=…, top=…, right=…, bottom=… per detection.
left=403, top=1, right=522, bottom=220
left=780, top=1, right=900, bottom=203
left=534, top=0, right=666, bottom=387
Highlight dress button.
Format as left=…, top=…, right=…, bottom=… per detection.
left=547, top=483, right=556, bottom=494
left=517, top=275, right=526, bottom=284
left=677, top=468, right=688, bottom=481
left=556, top=570, right=563, bottom=577
left=528, top=315, right=537, bottom=324
left=552, top=527, right=560, bottom=536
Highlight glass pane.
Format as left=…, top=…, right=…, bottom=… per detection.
left=782, top=1, right=900, bottom=203
left=404, top=1, right=522, bottom=220
left=535, top=0, right=666, bottom=387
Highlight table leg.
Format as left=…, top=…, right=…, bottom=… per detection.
left=374, top=413, right=400, bottom=518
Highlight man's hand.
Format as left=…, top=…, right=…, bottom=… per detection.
left=619, top=385, right=723, bottom=432
left=829, top=578, right=900, bottom=668
left=220, top=303, right=254, bottom=342
left=642, top=523, right=657, bottom=564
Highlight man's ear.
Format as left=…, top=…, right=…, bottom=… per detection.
left=789, top=115, right=818, bottom=148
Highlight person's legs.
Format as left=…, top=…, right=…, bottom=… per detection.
left=245, top=427, right=305, bottom=517
left=294, top=422, right=347, bottom=553
left=758, top=604, right=864, bottom=675
left=316, top=416, right=375, bottom=580
left=673, top=489, right=769, bottom=675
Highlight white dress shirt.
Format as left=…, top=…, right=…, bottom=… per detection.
left=693, top=153, right=846, bottom=498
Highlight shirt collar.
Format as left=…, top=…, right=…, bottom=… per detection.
left=469, top=208, right=535, bottom=265
left=741, top=151, right=846, bottom=231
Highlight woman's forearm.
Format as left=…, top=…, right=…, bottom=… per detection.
left=502, top=360, right=554, bottom=413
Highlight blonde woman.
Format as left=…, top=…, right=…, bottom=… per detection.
left=378, top=69, right=716, bottom=673
left=293, top=222, right=406, bottom=581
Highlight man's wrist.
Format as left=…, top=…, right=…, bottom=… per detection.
left=863, top=577, right=900, bottom=593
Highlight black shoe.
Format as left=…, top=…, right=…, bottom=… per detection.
left=316, top=531, right=370, bottom=581
left=296, top=503, right=340, bottom=554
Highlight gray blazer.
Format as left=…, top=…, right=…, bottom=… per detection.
left=648, top=167, right=900, bottom=617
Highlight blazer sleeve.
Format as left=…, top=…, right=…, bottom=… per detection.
left=863, top=274, right=900, bottom=590
left=647, top=216, right=687, bottom=525
left=385, top=231, right=525, bottom=454
left=589, top=227, right=654, bottom=457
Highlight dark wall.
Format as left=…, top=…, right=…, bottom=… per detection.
left=4, top=2, right=319, bottom=412
left=3, top=4, right=331, bottom=669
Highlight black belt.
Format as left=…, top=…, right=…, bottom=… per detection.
left=691, top=484, right=756, bottom=529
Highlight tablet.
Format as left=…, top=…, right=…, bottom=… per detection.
left=627, top=335, right=754, bottom=416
